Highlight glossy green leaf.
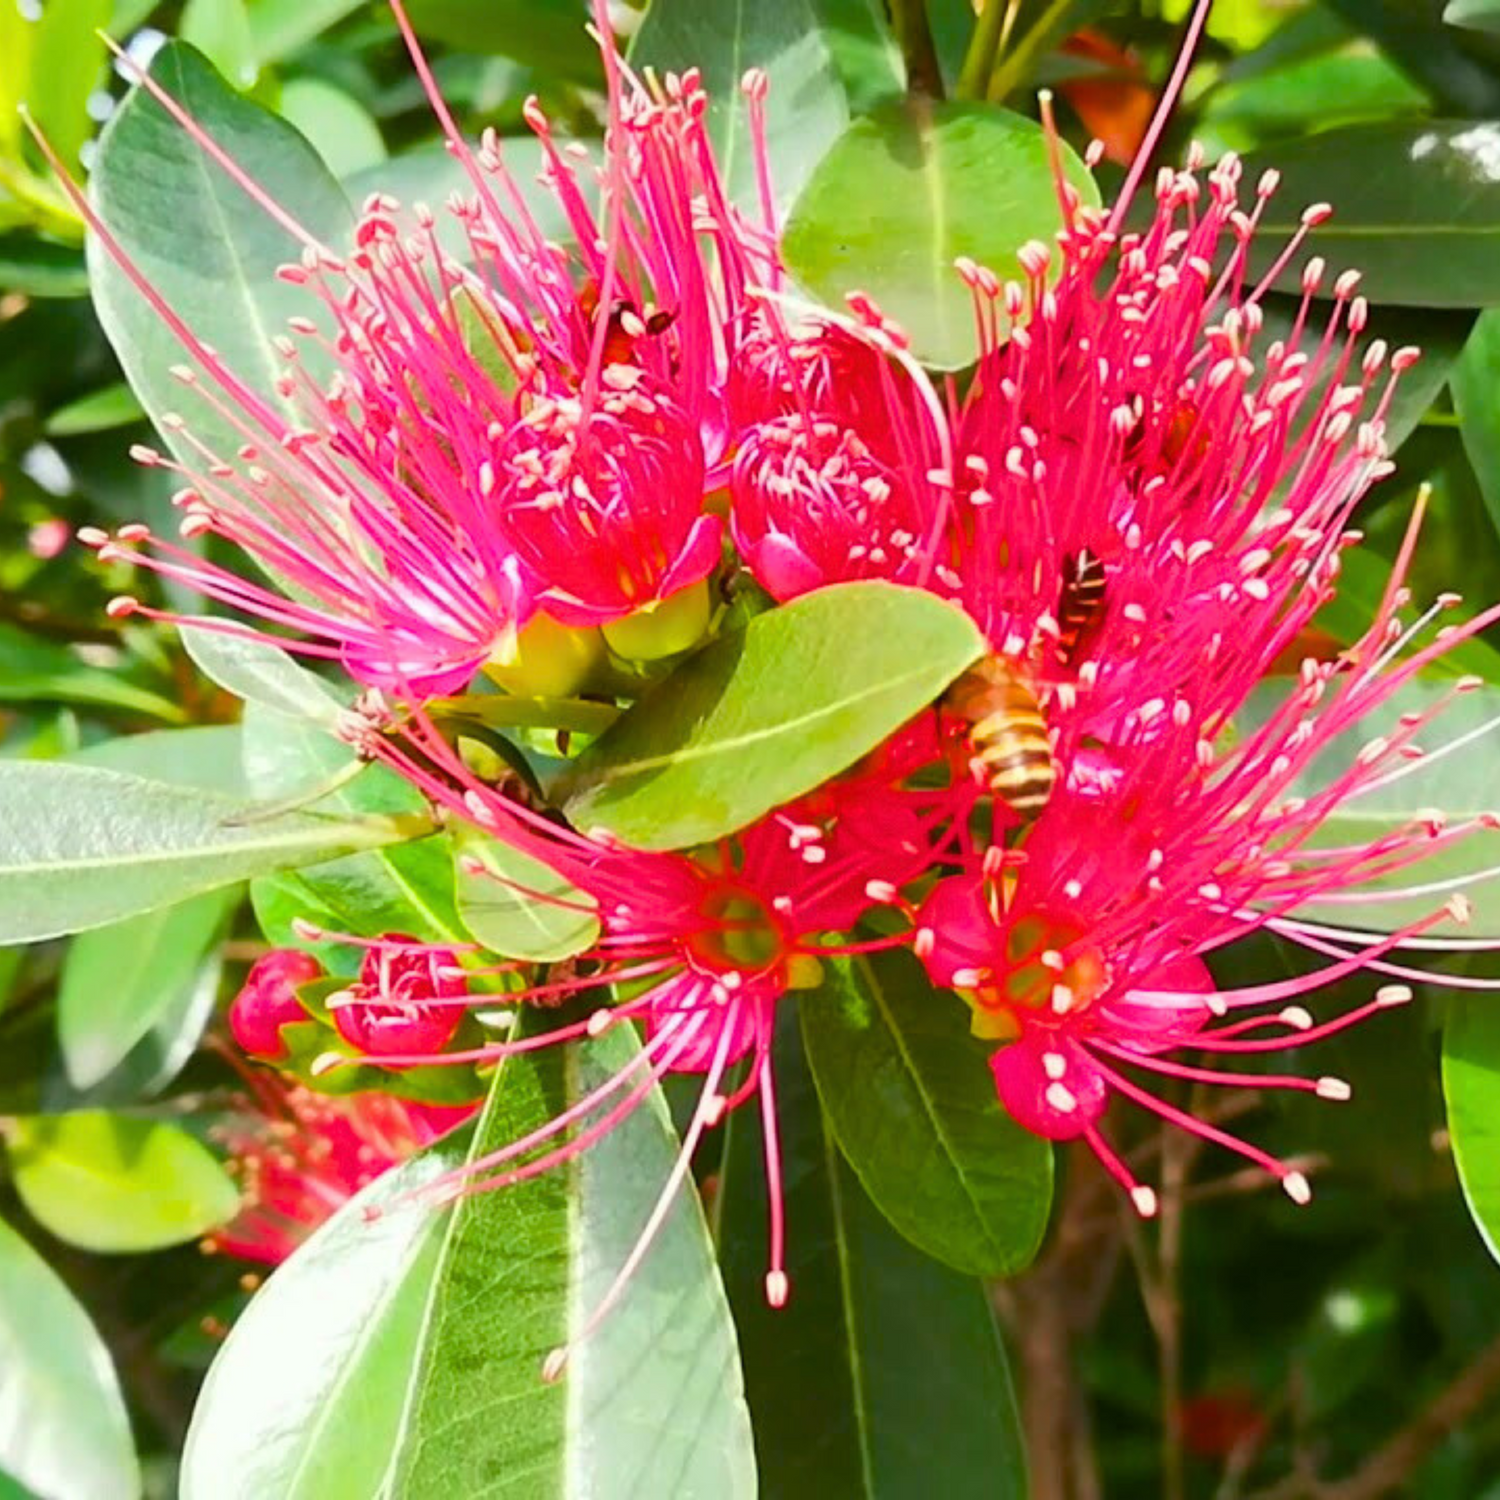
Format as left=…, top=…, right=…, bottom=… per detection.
left=405, top=0, right=600, bottom=84
left=0, top=1218, right=141, bottom=1500
left=1444, top=996, right=1500, bottom=1262
left=630, top=0, right=855, bottom=213
left=454, top=824, right=600, bottom=963
left=179, top=623, right=344, bottom=728
left=563, top=582, right=986, bottom=850
left=1239, top=678, right=1500, bottom=937
left=782, top=100, right=1099, bottom=369
left=278, top=78, right=386, bottom=178
left=0, top=622, right=185, bottom=722
left=1240, top=122, right=1500, bottom=308
left=90, top=42, right=352, bottom=467
left=801, top=948, right=1053, bottom=1277
left=182, top=1020, right=755, bottom=1498
left=7, top=1112, right=240, bottom=1252
left=56, top=887, right=238, bottom=1090
left=0, top=761, right=420, bottom=943
left=719, top=1014, right=1029, bottom=1497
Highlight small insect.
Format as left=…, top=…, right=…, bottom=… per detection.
left=1055, top=547, right=1108, bottom=665
left=1123, top=396, right=1207, bottom=478
left=945, top=656, right=1055, bottom=822
left=578, top=283, right=677, bottom=367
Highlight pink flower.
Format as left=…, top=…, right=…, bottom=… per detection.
left=51, top=0, right=775, bottom=696
left=206, top=1069, right=474, bottom=1264
left=228, top=948, right=323, bottom=1061
left=329, top=933, right=468, bottom=1059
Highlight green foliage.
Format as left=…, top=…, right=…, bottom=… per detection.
left=563, top=582, right=986, bottom=849
left=784, top=99, right=1099, bottom=367
left=182, top=1020, right=755, bottom=1498
left=802, top=949, right=1054, bottom=1277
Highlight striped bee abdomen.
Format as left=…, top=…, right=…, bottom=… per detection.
left=945, top=657, right=1055, bottom=822
left=1056, top=547, right=1107, bottom=665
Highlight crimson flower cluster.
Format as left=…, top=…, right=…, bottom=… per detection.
left=69, top=0, right=1500, bottom=1331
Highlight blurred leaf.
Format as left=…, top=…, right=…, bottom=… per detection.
left=0, top=761, right=420, bottom=943
left=1323, top=0, right=1500, bottom=115
left=0, top=622, right=185, bottom=722
left=24, top=0, right=110, bottom=174
left=181, top=0, right=258, bottom=89
left=405, top=0, right=600, bottom=85
left=244, top=0, right=365, bottom=64
left=1452, top=308, right=1500, bottom=532
left=1443, top=995, right=1500, bottom=1263
left=182, top=1019, right=755, bottom=1498
left=90, top=42, right=352, bottom=470
left=7, top=1111, right=240, bottom=1252
left=1241, top=122, right=1500, bottom=308
left=783, top=100, right=1099, bottom=369
left=180, top=624, right=343, bottom=727
left=56, top=886, right=238, bottom=1089
left=811, top=0, right=905, bottom=112
left=0, top=1217, right=141, bottom=1500
left=1239, top=678, right=1500, bottom=936
left=563, top=582, right=986, bottom=850
left=630, top=0, right=853, bottom=213
left=1445, top=0, right=1500, bottom=32
left=278, top=78, right=386, bottom=177
left=802, top=948, right=1054, bottom=1277
left=718, top=1013, right=1029, bottom=1498
left=42, top=380, right=146, bottom=436
left=0, top=235, right=89, bottom=297
left=453, top=824, right=599, bottom=963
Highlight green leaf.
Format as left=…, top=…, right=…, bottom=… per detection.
left=180, top=624, right=344, bottom=728
left=1239, top=122, right=1500, bottom=308
left=23, top=0, right=110, bottom=174
left=782, top=99, right=1099, bottom=369
left=405, top=0, right=601, bottom=85
left=0, top=234, right=89, bottom=297
left=6, top=1112, right=240, bottom=1252
left=181, top=0, right=258, bottom=89
left=1238, top=678, right=1500, bottom=937
left=90, top=42, right=353, bottom=468
left=454, top=824, right=600, bottom=963
left=182, top=1020, right=755, bottom=1498
left=719, top=1014, right=1029, bottom=1498
left=0, top=1217, right=141, bottom=1500
left=1443, top=996, right=1500, bottom=1262
left=0, top=761, right=420, bottom=943
left=1453, top=308, right=1500, bottom=532
left=74, top=724, right=250, bottom=794
left=278, top=78, right=387, bottom=178
left=630, top=0, right=854, bottom=213
left=243, top=702, right=466, bottom=968
left=0, top=622, right=186, bottom=722
left=57, top=887, right=238, bottom=1090
left=42, top=380, right=146, bottom=436
left=244, top=0, right=364, bottom=63
left=801, top=948, right=1053, bottom=1278
left=1444, top=0, right=1500, bottom=34
left=563, top=581, right=986, bottom=850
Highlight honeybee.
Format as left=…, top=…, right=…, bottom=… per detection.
left=1055, top=547, right=1107, bottom=665
left=578, top=282, right=676, bottom=367
left=945, top=656, right=1055, bottom=822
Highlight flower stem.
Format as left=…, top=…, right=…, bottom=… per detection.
left=889, top=0, right=946, bottom=99
left=956, top=0, right=1011, bottom=99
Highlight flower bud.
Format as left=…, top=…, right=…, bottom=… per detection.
left=229, top=949, right=323, bottom=1060
left=331, top=935, right=467, bottom=1059
left=601, top=579, right=712, bottom=661
left=484, top=612, right=605, bottom=698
